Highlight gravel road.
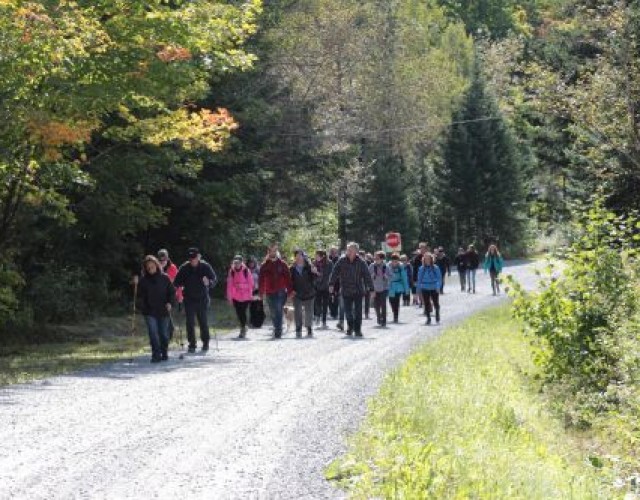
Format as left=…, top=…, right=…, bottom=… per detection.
left=0, top=262, right=539, bottom=500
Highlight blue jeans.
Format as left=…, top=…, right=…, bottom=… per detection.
left=267, top=289, right=287, bottom=335
left=144, top=316, right=170, bottom=359
left=343, top=294, right=363, bottom=334
left=466, top=269, right=477, bottom=292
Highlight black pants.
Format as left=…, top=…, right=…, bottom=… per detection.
left=389, top=295, right=401, bottom=322
left=184, top=298, right=210, bottom=348
left=363, top=293, right=370, bottom=318
left=440, top=273, right=446, bottom=293
left=329, top=293, right=340, bottom=319
left=314, top=290, right=331, bottom=323
left=373, top=291, right=387, bottom=325
left=343, top=294, right=363, bottom=334
left=402, top=290, right=411, bottom=306
left=233, top=300, right=249, bottom=328
left=422, top=290, right=440, bottom=321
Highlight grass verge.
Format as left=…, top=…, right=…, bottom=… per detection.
left=1, top=299, right=237, bottom=386
left=326, top=304, right=612, bottom=498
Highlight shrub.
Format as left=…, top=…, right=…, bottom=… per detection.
left=508, top=200, right=640, bottom=429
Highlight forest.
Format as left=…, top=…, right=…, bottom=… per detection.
left=1, top=0, right=639, bottom=333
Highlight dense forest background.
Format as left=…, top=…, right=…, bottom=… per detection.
left=2, top=0, right=640, bottom=330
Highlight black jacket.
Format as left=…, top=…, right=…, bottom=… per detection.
left=465, top=250, right=480, bottom=270
left=174, top=260, right=217, bottom=302
left=454, top=253, right=467, bottom=272
left=138, top=273, right=175, bottom=317
left=436, top=254, right=451, bottom=276
left=314, top=257, right=334, bottom=292
left=329, top=255, right=374, bottom=297
left=290, top=262, right=317, bottom=300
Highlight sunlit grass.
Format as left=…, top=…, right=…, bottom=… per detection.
left=1, top=299, right=238, bottom=386
left=327, top=304, right=612, bottom=498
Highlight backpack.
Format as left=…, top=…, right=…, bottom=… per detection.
left=374, top=263, right=387, bottom=277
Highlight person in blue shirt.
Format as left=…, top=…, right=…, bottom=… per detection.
left=387, top=253, right=409, bottom=323
left=417, top=253, right=442, bottom=325
left=484, top=244, right=504, bottom=296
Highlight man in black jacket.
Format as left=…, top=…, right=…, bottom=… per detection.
left=435, top=247, right=451, bottom=294
left=174, top=247, right=217, bottom=353
left=329, top=242, right=374, bottom=337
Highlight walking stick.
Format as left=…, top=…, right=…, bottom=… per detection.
left=169, top=308, right=185, bottom=360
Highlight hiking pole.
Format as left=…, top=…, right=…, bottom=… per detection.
left=169, top=309, right=185, bottom=360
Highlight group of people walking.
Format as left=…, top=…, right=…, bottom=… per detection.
left=134, top=241, right=505, bottom=362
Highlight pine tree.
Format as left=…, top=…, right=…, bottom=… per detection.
left=438, top=59, right=527, bottom=251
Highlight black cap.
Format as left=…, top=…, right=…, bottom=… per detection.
left=187, top=247, right=199, bottom=258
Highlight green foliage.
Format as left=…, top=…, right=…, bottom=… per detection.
left=328, top=305, right=608, bottom=497
left=436, top=57, right=528, bottom=250
left=509, top=201, right=640, bottom=430
left=0, top=260, right=24, bottom=327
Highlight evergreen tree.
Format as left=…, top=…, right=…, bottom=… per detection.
left=438, top=60, right=527, bottom=251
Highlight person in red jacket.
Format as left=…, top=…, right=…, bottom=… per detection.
left=158, top=249, right=183, bottom=304
left=226, top=255, right=254, bottom=339
left=259, top=244, right=292, bottom=339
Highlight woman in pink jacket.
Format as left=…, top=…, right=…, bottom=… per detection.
left=226, top=255, right=254, bottom=339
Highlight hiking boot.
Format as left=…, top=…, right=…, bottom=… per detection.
left=307, top=327, right=313, bottom=337
left=238, top=326, right=247, bottom=339
left=322, top=322, right=327, bottom=329
left=426, top=317, right=432, bottom=325
left=187, top=346, right=196, bottom=354
left=151, top=356, right=161, bottom=363
left=296, top=330, right=302, bottom=338
left=161, top=352, right=168, bottom=361
left=346, top=329, right=353, bottom=336
left=355, top=331, right=363, bottom=337
left=201, top=344, right=209, bottom=352
left=336, top=322, right=344, bottom=331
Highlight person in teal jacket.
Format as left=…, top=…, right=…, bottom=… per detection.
left=483, top=244, right=504, bottom=296
left=417, top=253, right=442, bottom=325
left=387, top=253, right=409, bottom=323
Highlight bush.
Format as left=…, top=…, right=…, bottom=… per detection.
left=27, top=265, right=111, bottom=324
left=508, top=201, right=640, bottom=429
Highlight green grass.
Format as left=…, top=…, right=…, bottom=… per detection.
left=1, top=299, right=238, bottom=386
left=327, top=304, right=613, bottom=499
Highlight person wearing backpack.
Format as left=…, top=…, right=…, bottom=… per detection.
left=453, top=247, right=467, bottom=292
left=174, top=247, right=217, bottom=353
left=157, top=248, right=183, bottom=339
left=465, top=244, right=480, bottom=294
left=226, top=255, right=254, bottom=339
left=388, top=253, right=409, bottom=323
left=417, top=253, right=442, bottom=325
left=136, top=255, right=176, bottom=362
left=369, top=251, right=390, bottom=327
left=327, top=247, right=341, bottom=319
left=313, top=249, right=333, bottom=329
left=400, top=254, right=413, bottom=306
left=290, top=250, right=318, bottom=338
left=259, top=244, right=292, bottom=339
left=484, top=244, right=504, bottom=296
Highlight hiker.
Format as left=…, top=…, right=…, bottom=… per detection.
left=454, top=247, right=467, bottom=292
left=417, top=253, right=442, bottom=325
left=226, top=255, right=254, bottom=339
left=388, top=253, right=409, bottom=323
left=247, top=257, right=265, bottom=329
left=400, top=254, right=413, bottom=306
left=329, top=242, right=374, bottom=337
left=259, top=244, right=292, bottom=339
left=465, top=244, right=480, bottom=294
left=412, top=243, right=429, bottom=307
left=174, top=248, right=217, bottom=353
left=369, top=251, right=390, bottom=327
left=136, top=255, right=176, bottom=363
left=328, top=246, right=341, bottom=319
left=290, top=250, right=317, bottom=338
left=314, top=249, right=334, bottom=329
left=435, top=247, right=451, bottom=294
left=484, top=244, right=504, bottom=296
left=360, top=250, right=372, bottom=320
left=157, top=248, right=183, bottom=339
